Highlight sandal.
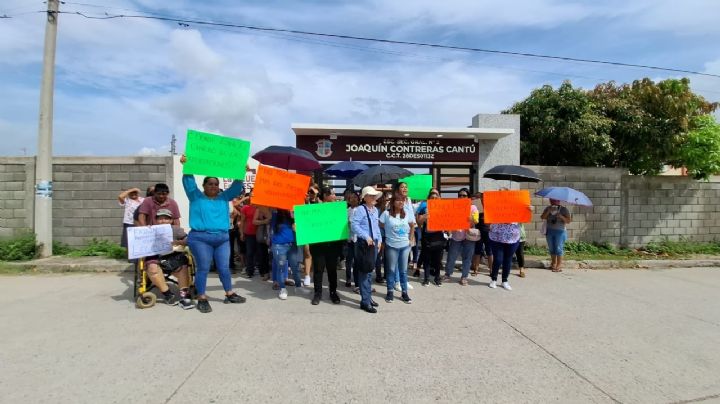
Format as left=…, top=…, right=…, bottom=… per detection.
left=471, top=269, right=479, bottom=276
left=551, top=268, right=562, bottom=273
left=519, top=269, right=525, bottom=278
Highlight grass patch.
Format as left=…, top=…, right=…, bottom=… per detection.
left=65, top=238, right=126, bottom=260
left=526, top=239, right=720, bottom=260
left=0, top=232, right=39, bottom=261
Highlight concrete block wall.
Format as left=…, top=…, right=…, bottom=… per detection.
left=620, top=176, right=720, bottom=246
left=518, top=166, right=625, bottom=247
left=0, top=158, right=35, bottom=238
left=52, top=157, right=173, bottom=246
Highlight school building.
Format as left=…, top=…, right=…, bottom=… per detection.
left=293, top=113, right=520, bottom=195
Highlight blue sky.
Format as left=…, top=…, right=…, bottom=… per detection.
left=1, top=0, right=719, bottom=157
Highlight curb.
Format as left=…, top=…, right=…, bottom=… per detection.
left=4, top=257, right=133, bottom=273
left=524, top=256, right=720, bottom=270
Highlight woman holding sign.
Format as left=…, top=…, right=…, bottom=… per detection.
left=443, top=189, right=480, bottom=286
left=180, top=155, right=246, bottom=314
left=416, top=188, right=445, bottom=287
left=309, top=188, right=344, bottom=305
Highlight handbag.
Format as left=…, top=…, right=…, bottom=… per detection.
left=355, top=206, right=376, bottom=273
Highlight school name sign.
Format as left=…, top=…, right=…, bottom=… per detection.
left=297, top=136, right=478, bottom=162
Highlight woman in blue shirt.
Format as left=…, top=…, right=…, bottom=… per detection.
left=379, top=194, right=414, bottom=304
left=180, top=155, right=245, bottom=314
left=271, top=209, right=300, bottom=301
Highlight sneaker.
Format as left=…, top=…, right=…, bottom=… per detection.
left=394, top=283, right=401, bottom=292
left=401, top=292, right=412, bottom=304
left=361, top=305, right=377, bottom=314
left=330, top=291, right=341, bottom=304
left=303, top=275, right=312, bottom=286
left=196, top=299, right=212, bottom=313
left=164, top=291, right=179, bottom=306
left=311, top=293, right=321, bottom=305
left=179, top=298, right=195, bottom=310
left=433, top=279, right=442, bottom=287
left=385, top=292, right=394, bottom=303
left=407, top=283, right=414, bottom=290
left=279, top=288, right=288, bottom=300
left=224, top=293, right=246, bottom=304
left=489, top=280, right=497, bottom=289
left=422, top=280, right=429, bottom=287
left=502, top=282, right=512, bottom=291
left=345, top=281, right=352, bottom=288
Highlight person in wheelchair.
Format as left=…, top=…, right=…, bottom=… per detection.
left=145, top=209, right=194, bottom=310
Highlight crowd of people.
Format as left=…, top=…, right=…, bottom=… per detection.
left=119, top=160, right=572, bottom=314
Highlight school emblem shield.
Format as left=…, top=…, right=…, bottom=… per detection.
left=315, top=139, right=333, bottom=158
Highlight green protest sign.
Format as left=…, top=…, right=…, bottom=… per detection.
left=400, top=174, right=433, bottom=200
left=294, top=201, right=349, bottom=245
left=183, top=129, right=250, bottom=180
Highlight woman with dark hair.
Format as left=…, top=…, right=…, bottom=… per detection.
left=443, top=188, right=479, bottom=286
left=379, top=193, right=414, bottom=303
left=271, top=209, right=300, bottom=300
left=180, top=155, right=245, bottom=314
left=373, top=190, right=391, bottom=284
left=416, top=188, right=445, bottom=286
left=309, top=188, right=344, bottom=305
left=390, top=181, right=416, bottom=290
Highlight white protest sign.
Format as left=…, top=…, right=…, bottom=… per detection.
left=127, top=224, right=174, bottom=259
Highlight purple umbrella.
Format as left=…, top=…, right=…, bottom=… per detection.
left=252, top=146, right=321, bottom=171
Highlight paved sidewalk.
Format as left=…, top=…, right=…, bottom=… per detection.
left=1, top=266, right=719, bottom=403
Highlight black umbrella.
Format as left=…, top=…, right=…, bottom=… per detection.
left=325, top=161, right=369, bottom=179
left=483, top=165, right=541, bottom=183
left=252, top=146, right=321, bottom=171
left=352, top=165, right=413, bottom=187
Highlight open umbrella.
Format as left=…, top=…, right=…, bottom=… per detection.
left=483, top=165, right=541, bottom=183
left=325, top=161, right=369, bottom=179
left=352, top=165, right=413, bottom=187
left=535, top=187, right=592, bottom=206
left=252, top=146, right=321, bottom=171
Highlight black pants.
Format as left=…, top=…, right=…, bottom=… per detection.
left=345, top=241, right=355, bottom=285
left=311, top=241, right=342, bottom=294
left=257, top=242, right=270, bottom=276
left=515, top=241, right=525, bottom=268
left=244, top=234, right=257, bottom=276
left=423, top=246, right=444, bottom=282
left=229, top=228, right=239, bottom=269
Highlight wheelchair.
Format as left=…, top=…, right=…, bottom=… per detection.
left=133, top=247, right=196, bottom=309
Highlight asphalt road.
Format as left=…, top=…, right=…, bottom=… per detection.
left=1, top=266, right=719, bottom=404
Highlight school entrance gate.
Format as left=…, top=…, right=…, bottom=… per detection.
left=293, top=117, right=519, bottom=196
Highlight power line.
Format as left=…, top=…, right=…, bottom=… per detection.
left=51, top=10, right=720, bottom=79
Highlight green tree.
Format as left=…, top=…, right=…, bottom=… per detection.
left=679, top=115, right=720, bottom=180
left=590, top=78, right=717, bottom=175
left=504, top=81, right=614, bottom=166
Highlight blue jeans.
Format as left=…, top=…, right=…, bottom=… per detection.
left=411, top=227, right=421, bottom=264
left=445, top=239, right=475, bottom=278
left=271, top=243, right=299, bottom=289
left=244, top=234, right=257, bottom=276
left=490, top=240, right=520, bottom=282
left=546, top=228, right=567, bottom=256
left=187, top=231, right=233, bottom=296
left=385, top=245, right=410, bottom=293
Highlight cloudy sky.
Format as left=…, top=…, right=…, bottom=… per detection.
left=1, top=0, right=719, bottom=157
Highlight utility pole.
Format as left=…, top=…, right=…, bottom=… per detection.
left=35, top=0, right=59, bottom=257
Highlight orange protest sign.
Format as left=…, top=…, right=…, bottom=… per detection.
left=427, top=198, right=472, bottom=231
left=251, top=165, right=311, bottom=211
left=483, top=190, right=532, bottom=223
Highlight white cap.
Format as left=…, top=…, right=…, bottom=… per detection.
left=360, top=186, right=382, bottom=200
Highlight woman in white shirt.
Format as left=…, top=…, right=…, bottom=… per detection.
left=379, top=194, right=415, bottom=304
